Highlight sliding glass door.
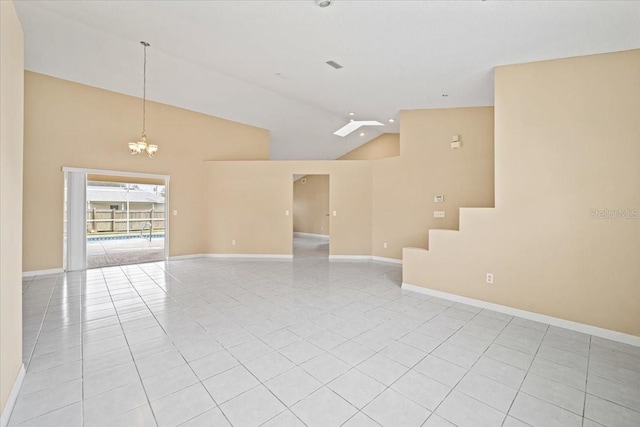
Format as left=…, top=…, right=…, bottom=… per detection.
left=63, top=168, right=169, bottom=271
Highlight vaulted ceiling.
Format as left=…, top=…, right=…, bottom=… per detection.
left=14, top=1, right=640, bottom=160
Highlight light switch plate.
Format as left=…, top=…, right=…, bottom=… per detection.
left=434, top=211, right=445, bottom=218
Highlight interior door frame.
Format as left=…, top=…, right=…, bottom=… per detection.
left=62, top=167, right=170, bottom=271
left=291, top=173, right=331, bottom=255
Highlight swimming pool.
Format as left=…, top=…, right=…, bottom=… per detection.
left=87, top=233, right=165, bottom=242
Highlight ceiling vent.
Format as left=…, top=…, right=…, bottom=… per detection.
left=326, top=60, right=344, bottom=70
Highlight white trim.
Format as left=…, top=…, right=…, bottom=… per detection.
left=371, top=256, right=403, bottom=265
left=293, top=232, right=329, bottom=239
left=170, top=254, right=293, bottom=260
left=0, top=364, right=25, bottom=427
left=62, top=166, right=169, bottom=181
left=168, top=254, right=208, bottom=260
left=65, top=171, right=87, bottom=271
left=22, top=268, right=64, bottom=278
left=207, top=254, right=293, bottom=259
left=329, top=255, right=371, bottom=261
left=329, top=255, right=402, bottom=265
left=401, top=282, right=640, bottom=348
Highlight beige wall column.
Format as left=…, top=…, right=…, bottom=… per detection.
left=0, top=0, right=25, bottom=416
left=404, top=49, right=640, bottom=337
left=372, top=107, right=495, bottom=259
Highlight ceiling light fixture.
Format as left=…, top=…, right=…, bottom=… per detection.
left=128, top=41, right=158, bottom=158
left=348, top=112, right=355, bottom=116
left=360, top=132, right=365, bottom=137
left=333, top=120, right=384, bottom=137
left=316, top=0, right=332, bottom=8
left=388, top=118, right=395, bottom=123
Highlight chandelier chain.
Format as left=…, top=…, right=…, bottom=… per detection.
left=142, top=41, right=148, bottom=137
left=128, top=41, right=157, bottom=158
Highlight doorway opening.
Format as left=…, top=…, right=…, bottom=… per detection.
left=86, top=177, right=166, bottom=268
left=292, top=174, right=330, bottom=258
left=63, top=168, right=169, bottom=271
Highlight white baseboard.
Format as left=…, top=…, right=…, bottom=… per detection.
left=329, top=255, right=372, bottom=261
left=0, top=364, right=25, bottom=427
left=168, top=254, right=207, bottom=260
left=371, top=256, right=403, bottom=265
left=294, top=232, right=329, bottom=239
left=22, top=268, right=63, bottom=278
left=170, top=253, right=293, bottom=260
left=329, top=255, right=402, bottom=265
left=207, top=254, right=293, bottom=259
left=402, top=282, right=640, bottom=348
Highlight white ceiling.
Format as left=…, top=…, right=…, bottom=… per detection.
left=14, top=1, right=640, bottom=160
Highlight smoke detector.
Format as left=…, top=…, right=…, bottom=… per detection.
left=316, top=0, right=332, bottom=8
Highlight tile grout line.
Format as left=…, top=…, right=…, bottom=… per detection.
left=412, top=305, right=512, bottom=426
left=582, top=334, right=591, bottom=427
left=502, top=320, right=550, bottom=426
left=21, top=276, right=59, bottom=372
left=132, top=262, right=237, bottom=427
left=97, top=266, right=161, bottom=426
left=8, top=275, right=70, bottom=426
left=80, top=273, right=85, bottom=427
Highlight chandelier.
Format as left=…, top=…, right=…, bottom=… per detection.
left=128, top=41, right=158, bottom=157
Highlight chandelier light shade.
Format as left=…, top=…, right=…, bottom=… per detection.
left=129, top=41, right=158, bottom=158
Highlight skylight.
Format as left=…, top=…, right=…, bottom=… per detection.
left=333, top=121, right=384, bottom=137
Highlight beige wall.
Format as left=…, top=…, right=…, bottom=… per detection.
left=202, top=108, right=493, bottom=259
left=24, top=72, right=269, bottom=271
left=293, top=175, right=330, bottom=236
left=404, top=50, right=640, bottom=336
left=0, top=0, right=24, bottom=414
left=373, top=108, right=495, bottom=259
left=203, top=161, right=372, bottom=256
left=339, top=133, right=399, bottom=160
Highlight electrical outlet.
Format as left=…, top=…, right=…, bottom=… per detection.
left=383, top=242, right=388, bottom=249
left=232, top=239, right=236, bottom=246
left=486, top=273, right=494, bottom=284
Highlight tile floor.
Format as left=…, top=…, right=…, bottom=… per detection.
left=11, top=236, right=640, bottom=426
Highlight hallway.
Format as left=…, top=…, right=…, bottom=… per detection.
left=292, top=234, right=329, bottom=259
